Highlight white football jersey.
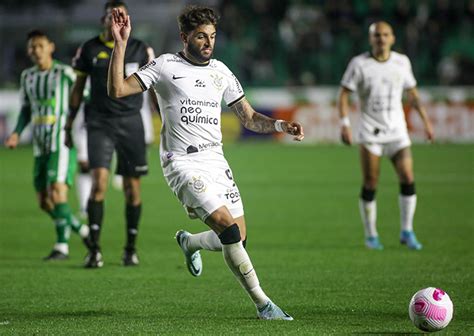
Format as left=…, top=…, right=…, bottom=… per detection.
left=133, top=52, right=244, bottom=165
left=341, top=51, right=417, bottom=143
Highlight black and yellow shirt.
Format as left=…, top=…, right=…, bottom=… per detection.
left=73, top=33, right=152, bottom=119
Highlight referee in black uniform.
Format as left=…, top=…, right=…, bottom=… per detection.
left=65, top=0, right=156, bottom=268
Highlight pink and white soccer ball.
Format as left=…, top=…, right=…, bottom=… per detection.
left=409, top=287, right=453, bottom=332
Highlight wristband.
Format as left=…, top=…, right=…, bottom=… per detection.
left=274, top=119, right=285, bottom=132
left=340, top=116, right=351, bottom=127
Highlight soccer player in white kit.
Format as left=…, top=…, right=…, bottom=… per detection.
left=108, top=6, right=304, bottom=320
left=338, top=22, right=434, bottom=250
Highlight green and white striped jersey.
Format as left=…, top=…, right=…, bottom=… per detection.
left=16, top=60, right=76, bottom=156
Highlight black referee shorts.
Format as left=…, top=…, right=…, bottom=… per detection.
left=87, top=113, right=148, bottom=177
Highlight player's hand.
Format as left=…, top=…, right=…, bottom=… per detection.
left=341, top=126, right=352, bottom=145
left=111, top=7, right=131, bottom=45
left=425, top=121, right=434, bottom=143
left=4, top=133, right=19, bottom=149
left=64, top=128, right=74, bottom=149
left=283, top=121, right=304, bottom=141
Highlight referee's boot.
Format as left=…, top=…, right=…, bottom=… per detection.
left=122, top=247, right=139, bottom=266
left=84, top=248, right=104, bottom=268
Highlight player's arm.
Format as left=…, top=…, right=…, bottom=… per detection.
left=5, top=76, right=31, bottom=149
left=143, top=46, right=160, bottom=115
left=107, top=8, right=144, bottom=98
left=406, top=87, right=434, bottom=142
left=148, top=88, right=160, bottom=116
left=231, top=97, right=304, bottom=141
left=5, top=104, right=31, bottom=149
left=63, top=73, right=87, bottom=148
left=337, top=86, right=353, bottom=145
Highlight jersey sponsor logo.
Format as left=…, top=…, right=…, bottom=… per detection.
left=194, top=79, right=206, bottom=87
left=225, top=189, right=240, bottom=204
left=198, top=142, right=221, bottom=151
left=97, top=51, right=109, bottom=59
left=138, top=60, right=156, bottom=72
left=179, top=98, right=220, bottom=125
left=173, top=74, right=186, bottom=80
left=92, top=51, right=110, bottom=65
left=167, top=55, right=186, bottom=63
left=181, top=114, right=218, bottom=125
left=179, top=98, right=219, bottom=108
left=231, top=74, right=243, bottom=94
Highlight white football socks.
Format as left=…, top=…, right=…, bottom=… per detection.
left=359, top=199, right=378, bottom=238
left=76, top=173, right=92, bottom=215
left=399, top=194, right=417, bottom=232
left=54, top=242, right=69, bottom=255
left=222, top=241, right=269, bottom=309
left=186, top=230, right=222, bottom=252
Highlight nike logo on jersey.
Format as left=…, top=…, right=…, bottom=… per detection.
left=172, top=75, right=186, bottom=80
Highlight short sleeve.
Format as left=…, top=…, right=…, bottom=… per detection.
left=19, top=71, right=30, bottom=107
left=340, top=57, right=360, bottom=91
left=64, top=65, right=77, bottom=86
left=133, top=55, right=165, bottom=91
left=403, top=56, right=417, bottom=89
left=221, top=64, right=245, bottom=107
left=72, top=44, right=91, bottom=75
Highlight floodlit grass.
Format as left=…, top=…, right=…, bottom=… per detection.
left=1, top=143, right=473, bottom=335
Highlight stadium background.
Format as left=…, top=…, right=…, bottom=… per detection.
left=0, top=0, right=473, bottom=334
left=0, top=0, right=473, bottom=143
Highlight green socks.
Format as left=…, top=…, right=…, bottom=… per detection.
left=52, top=203, right=83, bottom=243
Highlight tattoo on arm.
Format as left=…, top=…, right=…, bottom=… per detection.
left=232, top=99, right=276, bottom=133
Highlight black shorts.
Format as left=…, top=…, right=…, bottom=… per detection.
left=87, top=114, right=148, bottom=177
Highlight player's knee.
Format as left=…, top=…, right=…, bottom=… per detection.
left=209, top=209, right=234, bottom=229
left=90, top=179, right=107, bottom=200
left=123, top=179, right=141, bottom=205
left=360, top=187, right=376, bottom=202
left=218, top=223, right=241, bottom=245
left=400, top=182, right=416, bottom=196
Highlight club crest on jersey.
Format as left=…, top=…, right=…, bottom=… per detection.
left=210, top=73, right=223, bottom=90
left=189, top=176, right=206, bottom=193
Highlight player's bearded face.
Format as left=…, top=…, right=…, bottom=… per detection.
left=186, top=24, right=216, bottom=63
left=27, top=37, right=54, bottom=66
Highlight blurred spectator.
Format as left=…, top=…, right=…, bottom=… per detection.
left=1, top=0, right=474, bottom=87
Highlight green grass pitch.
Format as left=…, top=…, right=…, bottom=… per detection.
left=0, top=143, right=473, bottom=335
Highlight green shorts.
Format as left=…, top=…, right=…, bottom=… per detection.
left=33, top=148, right=77, bottom=192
